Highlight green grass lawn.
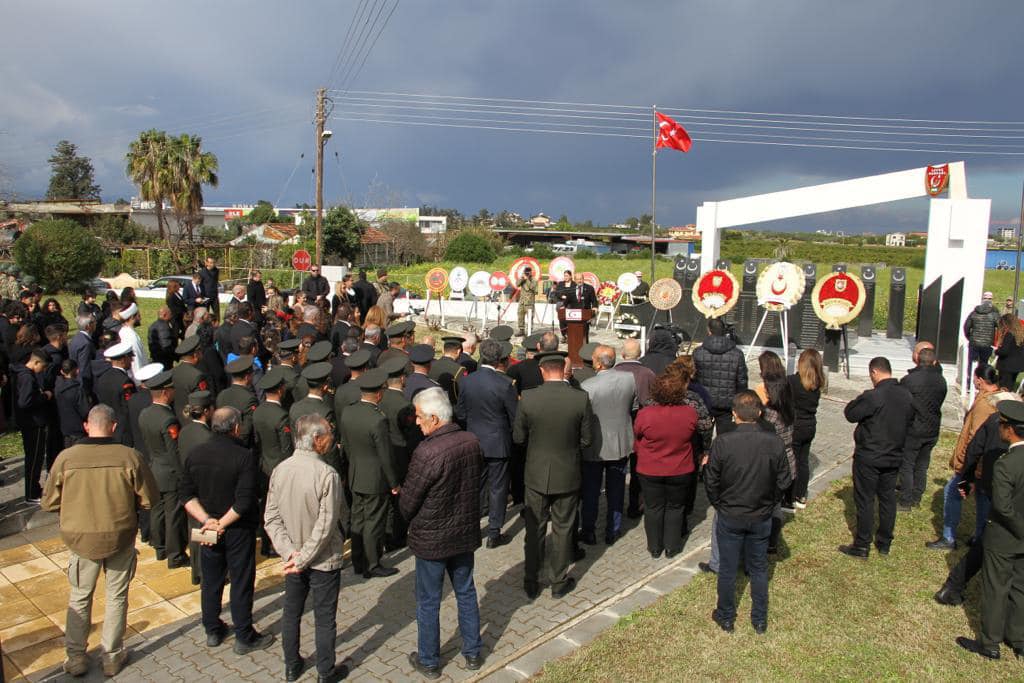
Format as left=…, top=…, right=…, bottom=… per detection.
left=539, top=434, right=1023, bottom=681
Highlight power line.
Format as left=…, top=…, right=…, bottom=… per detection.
left=336, top=0, right=401, bottom=95
left=333, top=0, right=389, bottom=95
left=325, top=0, right=371, bottom=90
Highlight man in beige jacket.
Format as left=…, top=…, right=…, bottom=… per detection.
left=42, top=404, right=159, bottom=678
left=265, top=414, right=346, bottom=682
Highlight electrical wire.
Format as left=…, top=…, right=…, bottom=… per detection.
left=333, top=0, right=389, bottom=95
left=325, top=0, right=371, bottom=90
left=274, top=152, right=306, bottom=207
left=336, top=0, right=401, bottom=95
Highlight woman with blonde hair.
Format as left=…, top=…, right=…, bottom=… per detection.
left=363, top=305, right=389, bottom=350
left=787, top=349, right=825, bottom=508
left=994, top=313, right=1024, bottom=389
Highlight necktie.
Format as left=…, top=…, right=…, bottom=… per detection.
left=577, top=286, right=582, bottom=302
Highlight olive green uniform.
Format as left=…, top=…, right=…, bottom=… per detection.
left=289, top=394, right=341, bottom=474
left=178, top=419, right=213, bottom=584
left=513, top=381, right=593, bottom=593
left=253, top=398, right=294, bottom=557
left=378, top=388, right=421, bottom=547
left=278, top=363, right=308, bottom=410
left=340, top=400, right=399, bottom=572
left=980, top=442, right=1024, bottom=649
left=140, top=402, right=188, bottom=564
left=216, top=383, right=258, bottom=447
left=428, top=356, right=467, bottom=404
left=172, top=362, right=209, bottom=423
left=517, top=277, right=538, bottom=332
left=376, top=347, right=411, bottom=375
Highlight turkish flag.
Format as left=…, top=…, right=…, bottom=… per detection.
left=655, top=112, right=692, bottom=152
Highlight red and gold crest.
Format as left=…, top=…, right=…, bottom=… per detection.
left=812, top=271, right=867, bottom=329
left=693, top=269, right=740, bottom=318
left=926, top=164, right=950, bottom=197
left=756, top=262, right=806, bottom=312
left=425, top=268, right=449, bottom=294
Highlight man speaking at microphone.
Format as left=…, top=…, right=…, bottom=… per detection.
left=565, top=272, right=598, bottom=343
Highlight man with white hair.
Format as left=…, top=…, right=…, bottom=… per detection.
left=401, top=387, right=484, bottom=678
left=185, top=306, right=208, bottom=338
left=265, top=414, right=346, bottom=682
left=117, top=302, right=148, bottom=376
left=69, top=313, right=97, bottom=395
left=458, top=333, right=479, bottom=374
left=230, top=284, right=247, bottom=306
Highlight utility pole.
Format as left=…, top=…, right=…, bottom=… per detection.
left=1014, top=180, right=1024, bottom=312
left=314, top=87, right=326, bottom=266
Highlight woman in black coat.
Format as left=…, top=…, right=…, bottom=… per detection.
left=165, top=280, right=187, bottom=339
left=787, top=349, right=825, bottom=508
left=994, top=313, right=1024, bottom=389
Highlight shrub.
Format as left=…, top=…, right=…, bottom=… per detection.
left=14, top=218, right=105, bottom=292
left=445, top=231, right=497, bottom=263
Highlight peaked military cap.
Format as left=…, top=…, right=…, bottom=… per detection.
left=257, top=366, right=287, bottom=390
left=187, top=390, right=212, bottom=408
left=144, top=370, right=174, bottom=389
left=278, top=338, right=301, bottom=352
left=385, top=320, right=415, bottom=337
left=489, top=325, right=514, bottom=341
left=579, top=342, right=599, bottom=365
left=103, top=341, right=134, bottom=359
left=345, top=349, right=372, bottom=369
left=301, top=362, right=333, bottom=383
left=175, top=336, right=200, bottom=356
left=535, top=350, right=568, bottom=365
left=442, top=335, right=465, bottom=347
left=381, top=356, right=408, bottom=377
left=498, top=341, right=513, bottom=359
left=307, top=340, right=332, bottom=363
left=135, top=362, right=165, bottom=383
left=409, top=344, right=435, bottom=364
left=998, top=400, right=1024, bottom=425
left=225, top=355, right=254, bottom=374
left=524, top=332, right=544, bottom=349
left=357, top=368, right=388, bottom=391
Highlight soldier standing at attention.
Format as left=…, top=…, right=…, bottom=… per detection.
left=217, top=355, right=259, bottom=447
left=253, top=367, right=294, bottom=558
left=95, top=341, right=136, bottom=446
left=515, top=266, right=538, bottom=337
left=379, top=356, right=421, bottom=550
left=513, top=350, right=593, bottom=599
left=378, top=321, right=415, bottom=370
left=957, top=400, right=1024, bottom=660
left=290, top=362, right=341, bottom=475
left=341, top=368, right=401, bottom=579
left=179, top=390, right=214, bottom=585
left=429, top=336, right=468, bottom=404
left=173, top=336, right=210, bottom=423
left=129, top=363, right=163, bottom=543
left=404, top=344, right=441, bottom=401
left=139, top=369, right=189, bottom=569
left=275, top=338, right=307, bottom=409
left=335, top=349, right=370, bottom=426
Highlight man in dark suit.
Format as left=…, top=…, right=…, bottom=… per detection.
left=456, top=339, right=518, bottom=548
left=352, top=270, right=378, bottom=322
left=508, top=332, right=558, bottom=396
left=513, top=350, right=593, bottom=599
left=246, top=270, right=266, bottom=326
left=184, top=272, right=208, bottom=311
left=957, top=400, right=1024, bottom=659
left=229, top=303, right=260, bottom=358
left=199, top=257, right=220, bottom=319
left=68, top=314, right=97, bottom=396
left=565, top=272, right=598, bottom=341
left=839, top=356, right=914, bottom=559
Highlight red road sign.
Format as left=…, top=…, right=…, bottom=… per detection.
left=292, top=249, right=311, bottom=271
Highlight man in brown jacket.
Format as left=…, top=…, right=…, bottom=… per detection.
left=42, top=404, right=159, bottom=678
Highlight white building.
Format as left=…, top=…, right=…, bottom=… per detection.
left=417, top=215, right=447, bottom=234
left=885, top=232, right=907, bottom=247
left=997, top=226, right=1017, bottom=241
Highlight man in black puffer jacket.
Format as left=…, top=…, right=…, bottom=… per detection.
left=898, top=346, right=947, bottom=508
left=400, top=387, right=484, bottom=678
left=640, top=327, right=679, bottom=375
left=693, top=318, right=748, bottom=432
left=963, top=292, right=1000, bottom=374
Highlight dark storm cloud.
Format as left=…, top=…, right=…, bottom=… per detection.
left=1, top=0, right=1020, bottom=230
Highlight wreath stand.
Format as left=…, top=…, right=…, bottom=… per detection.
left=745, top=307, right=790, bottom=368
left=422, top=290, right=445, bottom=327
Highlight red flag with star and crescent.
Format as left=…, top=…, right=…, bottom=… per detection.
left=655, top=111, right=692, bottom=152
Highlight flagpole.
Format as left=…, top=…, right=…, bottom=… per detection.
left=650, top=105, right=657, bottom=284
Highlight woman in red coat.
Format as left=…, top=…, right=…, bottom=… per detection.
left=634, top=363, right=699, bottom=558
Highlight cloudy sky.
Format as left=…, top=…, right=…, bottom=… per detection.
left=2, top=0, right=1021, bottom=232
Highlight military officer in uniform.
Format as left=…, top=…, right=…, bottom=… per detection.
left=513, top=350, right=593, bottom=599
left=515, top=266, right=538, bottom=336
left=290, top=362, right=342, bottom=475
left=404, top=344, right=441, bottom=401
left=341, top=368, right=400, bottom=579
left=179, top=390, right=214, bottom=584
left=428, top=336, right=467, bottom=404
left=334, top=349, right=370, bottom=427
left=379, top=356, right=421, bottom=549
left=172, top=336, right=210, bottom=423
left=377, top=321, right=415, bottom=371
left=139, top=370, right=189, bottom=569
left=489, top=325, right=514, bottom=343
left=217, top=355, right=259, bottom=447
left=276, top=338, right=307, bottom=409
left=571, top=342, right=600, bottom=385
left=958, top=400, right=1024, bottom=659
left=129, top=363, right=163, bottom=543
left=253, top=367, right=294, bottom=558
left=306, top=340, right=332, bottom=365
left=94, top=341, right=136, bottom=445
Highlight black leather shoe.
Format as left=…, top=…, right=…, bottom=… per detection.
left=408, top=652, right=441, bottom=679
left=926, top=538, right=957, bottom=551
left=581, top=531, right=597, bottom=545
left=838, top=544, right=869, bottom=559
left=364, top=565, right=399, bottom=579
left=626, top=507, right=643, bottom=519
left=234, top=631, right=275, bottom=655
left=1014, top=647, right=1024, bottom=660
left=934, top=585, right=964, bottom=606
left=486, top=534, right=508, bottom=549
left=167, top=555, right=190, bottom=569
left=698, top=561, right=716, bottom=574
left=318, top=664, right=348, bottom=682
left=524, top=580, right=541, bottom=600
left=956, top=636, right=1000, bottom=660
left=875, top=544, right=890, bottom=556
left=155, top=550, right=167, bottom=561
left=650, top=549, right=663, bottom=559
left=285, top=660, right=304, bottom=681
left=711, top=610, right=734, bottom=633
left=753, top=622, right=767, bottom=635
left=465, top=654, right=484, bottom=670
left=552, top=577, right=576, bottom=598
left=573, top=546, right=586, bottom=562
left=604, top=531, right=620, bottom=546
left=206, top=623, right=228, bottom=647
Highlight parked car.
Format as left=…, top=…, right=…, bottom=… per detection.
left=144, top=275, right=224, bottom=295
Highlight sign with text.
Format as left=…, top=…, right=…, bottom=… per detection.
left=291, top=249, right=311, bottom=271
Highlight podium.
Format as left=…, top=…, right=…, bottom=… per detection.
left=558, top=308, right=594, bottom=366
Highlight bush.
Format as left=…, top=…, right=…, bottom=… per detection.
left=445, top=231, right=497, bottom=263
left=14, top=218, right=105, bottom=292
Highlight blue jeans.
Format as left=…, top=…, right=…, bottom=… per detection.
left=415, top=552, right=482, bottom=668
left=715, top=513, right=772, bottom=625
left=942, top=473, right=964, bottom=542
left=581, top=458, right=627, bottom=538
left=974, top=491, right=992, bottom=543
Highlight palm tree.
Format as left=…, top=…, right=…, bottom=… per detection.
left=168, top=134, right=218, bottom=241
left=126, top=129, right=171, bottom=239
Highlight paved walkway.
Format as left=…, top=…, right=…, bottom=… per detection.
left=0, top=354, right=963, bottom=682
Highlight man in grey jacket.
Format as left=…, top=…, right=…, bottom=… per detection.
left=964, top=291, right=1001, bottom=374
left=580, top=345, right=637, bottom=545
left=264, top=415, right=346, bottom=682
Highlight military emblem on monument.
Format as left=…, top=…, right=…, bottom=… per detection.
left=649, top=278, right=683, bottom=310
left=926, top=163, right=950, bottom=197
left=756, top=262, right=805, bottom=312
left=812, top=271, right=867, bottom=329
left=692, top=268, right=740, bottom=318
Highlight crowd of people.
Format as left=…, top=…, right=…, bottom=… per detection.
left=11, top=265, right=1024, bottom=677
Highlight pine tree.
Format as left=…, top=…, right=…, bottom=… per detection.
left=46, top=140, right=101, bottom=200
